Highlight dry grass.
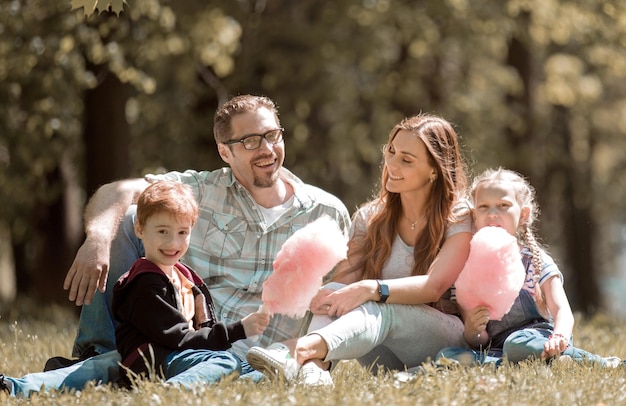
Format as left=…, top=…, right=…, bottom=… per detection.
left=2, top=299, right=626, bottom=405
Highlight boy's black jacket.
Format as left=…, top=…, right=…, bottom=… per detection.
left=112, top=259, right=246, bottom=376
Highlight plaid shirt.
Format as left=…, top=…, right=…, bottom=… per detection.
left=148, top=168, right=351, bottom=358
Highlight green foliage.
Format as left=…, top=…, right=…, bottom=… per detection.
left=1, top=303, right=626, bottom=404
left=3, top=0, right=626, bottom=310
left=0, top=2, right=86, bottom=241
left=71, top=0, right=126, bottom=16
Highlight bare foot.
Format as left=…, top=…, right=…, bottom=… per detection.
left=294, top=333, right=331, bottom=369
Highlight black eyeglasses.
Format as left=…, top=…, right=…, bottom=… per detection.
left=223, top=128, right=284, bottom=150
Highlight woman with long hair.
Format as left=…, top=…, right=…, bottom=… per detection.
left=247, top=113, right=473, bottom=384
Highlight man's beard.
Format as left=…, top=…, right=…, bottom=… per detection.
left=253, top=170, right=279, bottom=188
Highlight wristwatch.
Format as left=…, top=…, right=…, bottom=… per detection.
left=376, top=280, right=389, bottom=303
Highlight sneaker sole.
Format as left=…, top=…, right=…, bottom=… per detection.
left=246, top=348, right=293, bottom=381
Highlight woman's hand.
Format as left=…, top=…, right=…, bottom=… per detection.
left=309, top=280, right=377, bottom=317
left=309, top=288, right=334, bottom=315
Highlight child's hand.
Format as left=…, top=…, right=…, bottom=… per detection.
left=464, top=305, right=490, bottom=338
left=242, top=310, right=270, bottom=338
left=542, top=333, right=569, bottom=359
left=461, top=305, right=490, bottom=348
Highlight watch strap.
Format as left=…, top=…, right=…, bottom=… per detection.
left=376, top=279, right=389, bottom=303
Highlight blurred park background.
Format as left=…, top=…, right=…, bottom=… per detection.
left=1, top=0, right=626, bottom=320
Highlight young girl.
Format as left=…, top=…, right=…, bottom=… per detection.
left=436, top=168, right=622, bottom=367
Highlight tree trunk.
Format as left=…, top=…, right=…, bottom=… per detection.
left=0, top=221, right=16, bottom=306
left=26, top=66, right=131, bottom=304
left=29, top=153, right=83, bottom=303
left=552, top=105, right=599, bottom=314
left=84, top=65, right=131, bottom=197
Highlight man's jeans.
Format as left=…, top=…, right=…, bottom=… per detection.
left=5, top=350, right=264, bottom=397
left=73, top=206, right=144, bottom=357
left=5, top=351, right=121, bottom=397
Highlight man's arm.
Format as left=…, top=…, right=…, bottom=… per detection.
left=64, top=178, right=150, bottom=306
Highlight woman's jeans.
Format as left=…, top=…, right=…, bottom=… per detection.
left=308, top=282, right=465, bottom=373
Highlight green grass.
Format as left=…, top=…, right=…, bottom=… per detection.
left=2, top=299, right=626, bottom=405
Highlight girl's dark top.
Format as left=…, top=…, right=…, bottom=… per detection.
left=112, top=259, right=246, bottom=377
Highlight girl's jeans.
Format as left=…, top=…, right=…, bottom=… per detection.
left=437, top=327, right=611, bottom=366
left=436, top=289, right=610, bottom=366
left=308, top=282, right=465, bottom=372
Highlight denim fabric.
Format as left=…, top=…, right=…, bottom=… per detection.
left=74, top=169, right=351, bottom=361
left=239, top=360, right=266, bottom=382
left=436, top=347, right=503, bottom=366
left=73, top=206, right=144, bottom=357
left=4, top=350, right=266, bottom=398
left=149, top=169, right=350, bottom=359
left=487, top=289, right=546, bottom=348
left=162, top=349, right=240, bottom=388
left=504, top=327, right=609, bottom=365
left=437, top=288, right=610, bottom=366
left=5, top=351, right=121, bottom=397
left=310, top=283, right=465, bottom=371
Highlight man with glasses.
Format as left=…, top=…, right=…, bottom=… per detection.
left=1, top=95, right=350, bottom=397
left=223, top=127, right=284, bottom=150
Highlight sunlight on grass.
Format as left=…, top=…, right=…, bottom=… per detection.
left=2, top=300, right=626, bottom=405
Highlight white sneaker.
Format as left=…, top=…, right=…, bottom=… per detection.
left=603, top=356, right=623, bottom=368
left=246, top=343, right=300, bottom=381
left=298, top=362, right=333, bottom=386
left=393, top=371, right=417, bottom=385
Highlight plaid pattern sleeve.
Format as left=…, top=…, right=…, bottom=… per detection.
left=147, top=168, right=351, bottom=358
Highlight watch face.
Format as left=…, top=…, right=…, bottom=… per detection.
left=378, top=281, right=389, bottom=302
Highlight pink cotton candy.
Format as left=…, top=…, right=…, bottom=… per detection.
left=261, top=216, right=348, bottom=319
left=455, top=226, right=525, bottom=321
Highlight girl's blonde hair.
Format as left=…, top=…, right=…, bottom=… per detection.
left=470, top=167, right=549, bottom=317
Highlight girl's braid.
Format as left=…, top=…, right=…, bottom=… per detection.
left=522, top=222, right=549, bottom=318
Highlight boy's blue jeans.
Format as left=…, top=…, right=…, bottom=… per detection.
left=172, top=355, right=265, bottom=384
left=162, top=349, right=256, bottom=388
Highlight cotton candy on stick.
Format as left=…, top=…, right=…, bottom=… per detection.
left=261, top=216, right=348, bottom=319
left=455, top=226, right=525, bottom=321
